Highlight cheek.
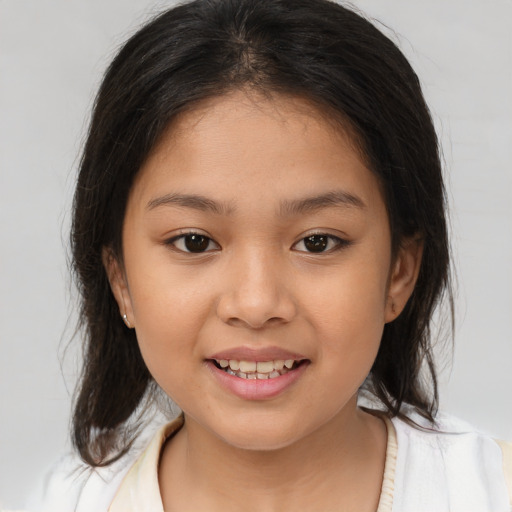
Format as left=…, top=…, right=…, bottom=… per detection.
left=299, top=255, right=389, bottom=371
left=125, top=240, right=211, bottom=323
left=301, top=256, right=390, bottom=330
left=124, top=261, right=214, bottom=372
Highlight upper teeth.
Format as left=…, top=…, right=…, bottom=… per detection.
left=218, top=359, right=296, bottom=374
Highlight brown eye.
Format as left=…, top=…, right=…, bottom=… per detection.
left=304, top=235, right=329, bottom=252
left=169, top=233, right=219, bottom=253
left=184, top=234, right=210, bottom=252
left=293, top=234, right=347, bottom=253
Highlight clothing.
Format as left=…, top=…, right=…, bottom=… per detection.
left=28, top=412, right=512, bottom=512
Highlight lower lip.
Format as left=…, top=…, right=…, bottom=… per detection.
left=206, top=361, right=309, bottom=400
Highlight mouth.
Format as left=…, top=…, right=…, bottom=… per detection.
left=210, top=358, right=307, bottom=380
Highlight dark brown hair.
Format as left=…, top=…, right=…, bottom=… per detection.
left=71, top=0, right=452, bottom=466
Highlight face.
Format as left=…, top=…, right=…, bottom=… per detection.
left=106, top=90, right=420, bottom=451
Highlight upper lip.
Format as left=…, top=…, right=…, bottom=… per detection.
left=208, top=346, right=307, bottom=362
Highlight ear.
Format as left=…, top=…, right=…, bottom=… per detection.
left=385, top=237, right=423, bottom=323
left=102, top=247, right=134, bottom=328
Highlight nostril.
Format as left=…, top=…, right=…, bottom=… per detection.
left=225, top=316, right=288, bottom=330
left=216, top=283, right=297, bottom=329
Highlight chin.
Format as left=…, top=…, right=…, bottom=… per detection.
left=207, top=411, right=312, bottom=452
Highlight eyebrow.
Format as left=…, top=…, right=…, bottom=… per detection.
left=146, top=193, right=234, bottom=215
left=279, top=190, right=366, bottom=216
left=146, top=190, right=365, bottom=216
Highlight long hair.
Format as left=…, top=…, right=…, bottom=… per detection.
left=71, top=0, right=452, bottom=466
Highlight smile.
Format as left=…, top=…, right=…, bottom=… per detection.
left=212, top=359, right=303, bottom=380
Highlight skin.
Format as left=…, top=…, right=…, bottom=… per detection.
left=105, top=90, right=422, bottom=511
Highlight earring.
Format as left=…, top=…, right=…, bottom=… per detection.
left=122, top=313, right=131, bottom=328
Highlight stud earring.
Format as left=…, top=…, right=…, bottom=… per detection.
left=122, top=313, right=131, bottom=328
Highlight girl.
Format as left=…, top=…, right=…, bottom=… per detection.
left=29, top=0, right=511, bottom=510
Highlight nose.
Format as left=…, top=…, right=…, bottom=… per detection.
left=216, top=247, right=297, bottom=329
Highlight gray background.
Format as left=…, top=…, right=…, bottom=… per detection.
left=1, top=0, right=511, bottom=508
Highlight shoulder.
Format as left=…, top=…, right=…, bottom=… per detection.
left=390, top=409, right=512, bottom=512
left=26, top=414, right=181, bottom=512
left=25, top=451, right=136, bottom=512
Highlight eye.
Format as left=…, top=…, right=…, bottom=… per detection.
left=167, top=233, right=220, bottom=253
left=293, top=234, right=347, bottom=253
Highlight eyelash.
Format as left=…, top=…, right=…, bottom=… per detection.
left=166, top=232, right=220, bottom=253
left=292, top=233, right=350, bottom=254
left=165, top=232, right=350, bottom=254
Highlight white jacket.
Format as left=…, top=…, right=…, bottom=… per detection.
left=27, top=412, right=512, bottom=512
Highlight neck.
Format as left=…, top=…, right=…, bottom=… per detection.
left=159, top=399, right=387, bottom=512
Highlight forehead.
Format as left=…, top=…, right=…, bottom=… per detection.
left=129, top=90, right=383, bottom=214
left=152, top=90, right=366, bottom=167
